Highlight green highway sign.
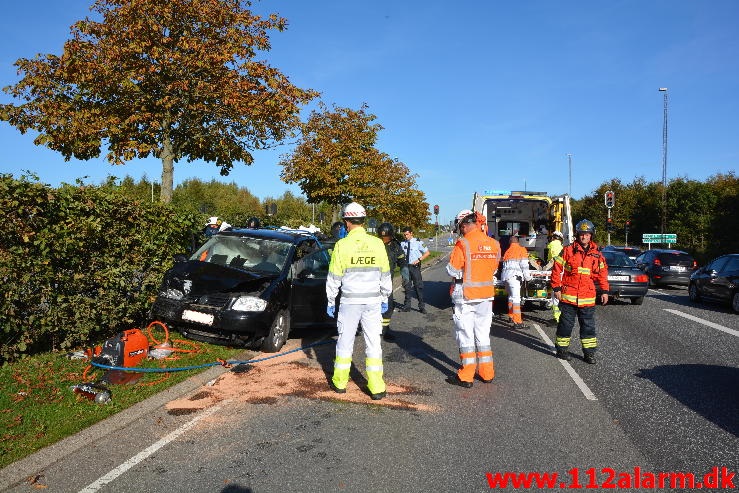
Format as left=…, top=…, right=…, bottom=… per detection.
left=642, top=233, right=677, bottom=243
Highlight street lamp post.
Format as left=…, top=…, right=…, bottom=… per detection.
left=659, top=87, right=668, bottom=235
left=567, top=153, right=572, bottom=197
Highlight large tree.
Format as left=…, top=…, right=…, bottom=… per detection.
left=0, top=0, right=317, bottom=202
left=279, top=103, right=429, bottom=225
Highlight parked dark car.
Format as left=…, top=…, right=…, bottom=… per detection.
left=688, top=253, right=739, bottom=313
left=149, top=228, right=335, bottom=352
left=601, top=245, right=643, bottom=261
left=600, top=251, right=649, bottom=305
left=634, top=249, right=697, bottom=287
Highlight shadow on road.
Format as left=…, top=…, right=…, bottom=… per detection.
left=390, top=331, right=459, bottom=378
left=490, top=318, right=554, bottom=358
left=222, top=485, right=254, bottom=493
left=636, top=364, right=739, bottom=437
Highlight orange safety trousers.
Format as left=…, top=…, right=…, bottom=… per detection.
left=457, top=348, right=495, bottom=382
left=507, top=300, right=522, bottom=324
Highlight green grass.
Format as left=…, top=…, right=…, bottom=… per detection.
left=0, top=333, right=243, bottom=469
left=0, top=253, right=449, bottom=469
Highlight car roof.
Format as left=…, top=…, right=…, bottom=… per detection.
left=218, top=228, right=319, bottom=245
left=649, top=249, right=689, bottom=254
left=603, top=250, right=629, bottom=259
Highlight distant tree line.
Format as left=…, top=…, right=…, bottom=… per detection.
left=571, top=172, right=738, bottom=262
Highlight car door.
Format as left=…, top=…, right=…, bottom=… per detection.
left=289, top=248, right=334, bottom=328
left=706, top=256, right=734, bottom=301
left=635, top=252, right=651, bottom=272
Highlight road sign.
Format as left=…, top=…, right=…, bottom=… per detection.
left=642, top=233, right=676, bottom=243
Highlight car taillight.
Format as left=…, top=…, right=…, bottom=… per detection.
left=634, top=274, right=648, bottom=283
left=692, top=260, right=697, bottom=269
left=653, top=259, right=661, bottom=266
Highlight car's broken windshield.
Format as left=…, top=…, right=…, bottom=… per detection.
left=190, top=236, right=291, bottom=273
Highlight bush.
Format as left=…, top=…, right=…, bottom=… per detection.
left=0, top=175, right=200, bottom=362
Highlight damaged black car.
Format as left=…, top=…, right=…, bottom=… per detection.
left=149, top=228, right=335, bottom=352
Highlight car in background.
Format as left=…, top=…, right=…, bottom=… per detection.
left=601, top=245, right=643, bottom=261
left=688, top=253, right=739, bottom=313
left=600, top=251, right=649, bottom=305
left=634, top=249, right=697, bottom=287
left=149, top=228, right=335, bottom=352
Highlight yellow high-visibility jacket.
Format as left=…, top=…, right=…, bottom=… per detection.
left=326, top=227, right=391, bottom=305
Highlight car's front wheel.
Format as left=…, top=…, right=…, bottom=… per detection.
left=731, top=291, right=739, bottom=314
left=631, top=296, right=644, bottom=305
left=688, top=283, right=701, bottom=302
left=262, top=309, right=290, bottom=352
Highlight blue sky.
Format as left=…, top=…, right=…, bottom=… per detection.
left=1, top=1, right=738, bottom=225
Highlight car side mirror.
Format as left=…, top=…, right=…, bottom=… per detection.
left=173, top=254, right=188, bottom=263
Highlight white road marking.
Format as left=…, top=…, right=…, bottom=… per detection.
left=532, top=323, right=598, bottom=401
left=78, top=402, right=226, bottom=493
left=663, top=309, right=739, bottom=338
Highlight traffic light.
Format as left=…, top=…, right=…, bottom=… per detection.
left=433, top=204, right=439, bottom=215
left=624, top=220, right=631, bottom=234
left=605, top=190, right=615, bottom=208
left=606, top=217, right=614, bottom=232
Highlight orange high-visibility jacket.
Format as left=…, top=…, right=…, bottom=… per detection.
left=447, top=228, right=501, bottom=300
left=501, top=242, right=532, bottom=282
left=551, top=241, right=609, bottom=307
left=502, top=242, right=529, bottom=262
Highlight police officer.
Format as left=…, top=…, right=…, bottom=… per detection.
left=326, top=202, right=392, bottom=399
left=400, top=226, right=430, bottom=313
left=377, top=222, right=407, bottom=341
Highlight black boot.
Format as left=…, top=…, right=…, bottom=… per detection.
left=382, top=328, right=396, bottom=341
left=583, top=352, right=596, bottom=364
left=555, top=347, right=571, bottom=361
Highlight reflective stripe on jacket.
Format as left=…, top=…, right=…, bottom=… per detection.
left=326, top=227, right=392, bottom=305
left=446, top=228, right=501, bottom=301
left=551, top=241, right=609, bottom=307
left=500, top=242, right=532, bottom=282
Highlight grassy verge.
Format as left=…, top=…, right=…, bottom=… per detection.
left=0, top=331, right=243, bottom=469
left=1, top=251, right=448, bottom=470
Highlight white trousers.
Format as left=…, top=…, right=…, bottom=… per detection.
left=335, top=303, right=383, bottom=360
left=505, top=278, right=522, bottom=304
left=452, top=299, right=493, bottom=349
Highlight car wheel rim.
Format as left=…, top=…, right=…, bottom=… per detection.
left=689, top=285, right=697, bottom=301
left=272, top=313, right=287, bottom=344
left=733, top=293, right=739, bottom=313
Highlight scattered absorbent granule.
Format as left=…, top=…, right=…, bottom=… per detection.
left=166, top=340, right=436, bottom=413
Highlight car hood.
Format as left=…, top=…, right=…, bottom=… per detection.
left=161, top=261, right=276, bottom=298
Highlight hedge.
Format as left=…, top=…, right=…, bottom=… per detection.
left=0, top=175, right=200, bottom=363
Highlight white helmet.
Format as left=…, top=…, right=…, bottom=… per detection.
left=454, top=209, right=475, bottom=233
left=207, top=216, right=219, bottom=225
left=342, top=202, right=366, bottom=218
left=456, top=209, right=474, bottom=222
left=553, top=230, right=563, bottom=238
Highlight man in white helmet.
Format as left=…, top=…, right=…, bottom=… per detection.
left=203, top=216, right=220, bottom=238
left=446, top=209, right=501, bottom=387
left=325, top=201, right=392, bottom=400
